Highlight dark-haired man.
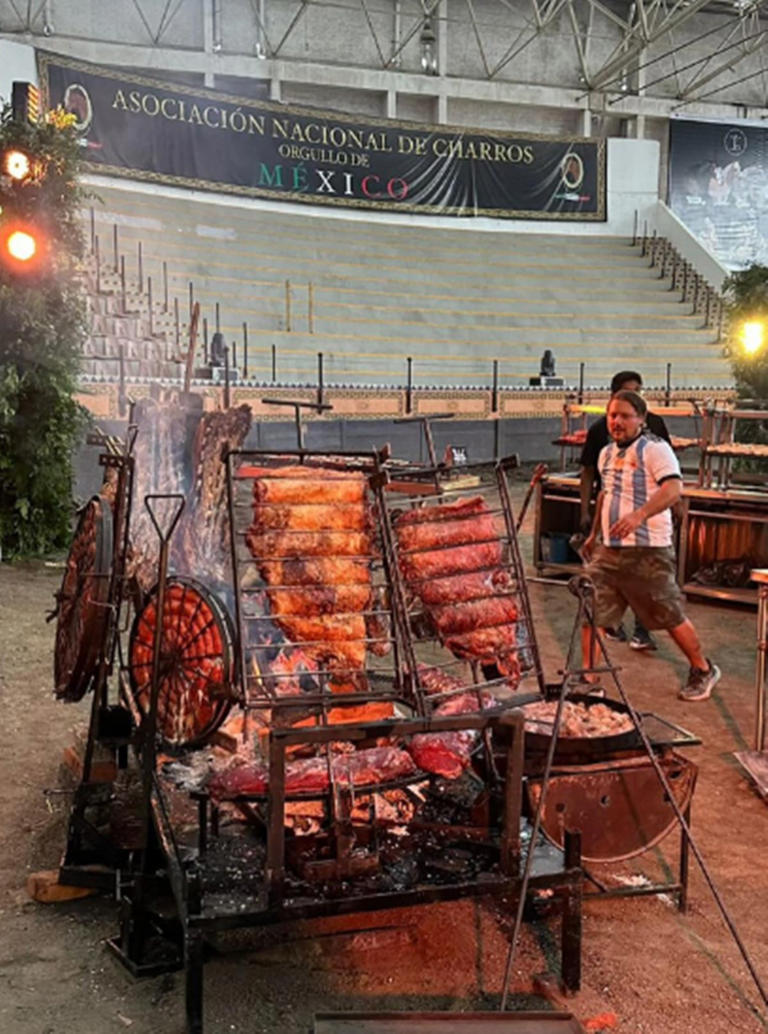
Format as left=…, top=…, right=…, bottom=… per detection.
left=581, top=391, right=720, bottom=702
left=579, top=370, right=671, bottom=651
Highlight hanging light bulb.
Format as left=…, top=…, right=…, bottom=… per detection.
left=420, top=17, right=438, bottom=75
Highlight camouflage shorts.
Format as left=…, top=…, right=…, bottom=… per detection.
left=584, top=545, right=686, bottom=631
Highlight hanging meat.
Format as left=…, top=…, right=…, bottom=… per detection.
left=176, top=404, right=252, bottom=584
left=244, top=466, right=376, bottom=679
left=394, top=496, right=520, bottom=678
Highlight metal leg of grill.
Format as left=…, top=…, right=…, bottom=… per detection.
left=185, top=928, right=204, bottom=1034
left=679, top=803, right=691, bottom=914
left=561, top=830, right=582, bottom=992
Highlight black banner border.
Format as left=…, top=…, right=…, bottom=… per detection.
left=38, top=50, right=606, bottom=221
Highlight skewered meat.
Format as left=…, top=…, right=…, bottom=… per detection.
left=242, top=465, right=368, bottom=505
left=127, top=398, right=191, bottom=592
left=177, top=405, right=252, bottom=583
left=394, top=497, right=519, bottom=678
left=244, top=465, right=374, bottom=679
left=208, top=744, right=416, bottom=800
left=522, top=700, right=634, bottom=738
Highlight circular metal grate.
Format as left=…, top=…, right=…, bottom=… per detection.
left=128, top=577, right=235, bottom=750
left=54, top=495, right=114, bottom=701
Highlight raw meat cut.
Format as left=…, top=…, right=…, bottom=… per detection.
left=208, top=744, right=416, bottom=799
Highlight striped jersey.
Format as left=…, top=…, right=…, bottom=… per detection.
left=598, top=432, right=681, bottom=547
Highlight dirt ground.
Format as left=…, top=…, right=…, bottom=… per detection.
left=2, top=487, right=768, bottom=1034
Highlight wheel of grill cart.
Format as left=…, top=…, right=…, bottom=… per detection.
left=127, top=577, right=235, bottom=752
left=54, top=495, right=114, bottom=702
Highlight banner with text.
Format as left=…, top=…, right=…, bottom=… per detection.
left=39, top=53, right=605, bottom=221
left=668, top=117, right=768, bottom=270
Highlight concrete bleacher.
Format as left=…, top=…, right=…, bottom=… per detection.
left=79, top=181, right=732, bottom=389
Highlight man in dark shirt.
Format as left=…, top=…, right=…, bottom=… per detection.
left=578, top=370, right=671, bottom=651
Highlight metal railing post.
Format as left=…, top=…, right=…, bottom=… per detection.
left=271, top=343, right=277, bottom=382
left=665, top=363, right=672, bottom=407
left=632, top=209, right=638, bottom=247
left=147, top=276, right=154, bottom=337
left=203, top=317, right=209, bottom=363
left=578, top=362, right=585, bottom=404
left=94, top=235, right=101, bottom=294
left=120, top=255, right=126, bottom=313
left=317, top=352, right=324, bottom=408
left=174, top=297, right=180, bottom=350
left=242, top=321, right=248, bottom=378
left=215, top=301, right=221, bottom=335
left=492, top=358, right=499, bottom=413
left=641, top=221, right=648, bottom=256
left=188, top=281, right=194, bottom=319
left=406, top=356, right=413, bottom=414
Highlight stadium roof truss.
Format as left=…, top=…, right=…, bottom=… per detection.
left=3, top=0, right=768, bottom=119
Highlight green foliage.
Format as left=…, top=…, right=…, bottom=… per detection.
left=0, top=104, right=88, bottom=557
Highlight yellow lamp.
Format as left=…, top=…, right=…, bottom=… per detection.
left=741, top=321, right=765, bottom=356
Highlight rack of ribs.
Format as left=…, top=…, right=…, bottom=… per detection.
left=243, top=466, right=376, bottom=678
left=394, top=496, right=519, bottom=678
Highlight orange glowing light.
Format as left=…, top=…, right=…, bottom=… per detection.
left=6, top=229, right=37, bottom=262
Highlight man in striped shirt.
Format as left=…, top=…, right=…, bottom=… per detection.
left=581, top=390, right=721, bottom=702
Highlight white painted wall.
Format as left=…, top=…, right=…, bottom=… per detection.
left=86, top=136, right=659, bottom=239
left=0, top=40, right=37, bottom=102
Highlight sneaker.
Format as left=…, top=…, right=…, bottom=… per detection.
left=630, top=629, right=658, bottom=651
left=679, top=660, right=722, bottom=702
left=603, top=625, right=627, bottom=643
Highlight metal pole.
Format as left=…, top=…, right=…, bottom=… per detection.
left=120, top=255, right=126, bottom=313
left=317, top=352, right=324, bottom=408
left=271, top=343, right=277, bottom=382
left=641, top=220, right=648, bottom=256
left=632, top=209, right=638, bottom=247
left=492, top=358, right=499, bottom=413
left=147, top=276, right=153, bottom=337
left=666, top=362, right=672, bottom=406
left=308, top=282, right=314, bottom=334
left=137, top=241, right=143, bottom=293
left=578, top=362, right=585, bottom=404
left=118, top=344, right=126, bottom=418
left=112, top=224, right=119, bottom=271
left=231, top=338, right=237, bottom=370
left=223, top=345, right=231, bottom=409
left=94, top=235, right=101, bottom=294
left=215, top=301, right=221, bottom=334
left=406, top=356, right=413, bottom=414
left=174, top=297, right=180, bottom=351
left=242, top=321, right=248, bottom=378
left=203, top=317, right=209, bottom=363
left=163, top=261, right=168, bottom=312
left=189, top=281, right=194, bottom=319
left=285, top=279, right=291, bottom=332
